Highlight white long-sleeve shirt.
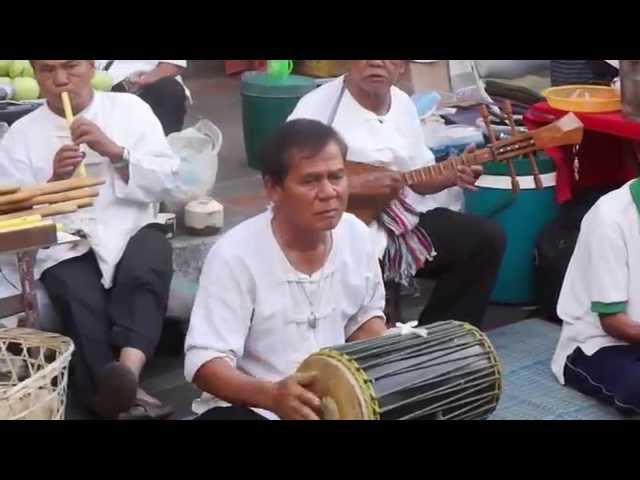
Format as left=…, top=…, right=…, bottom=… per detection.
left=0, top=91, right=181, bottom=288
left=184, top=210, right=386, bottom=419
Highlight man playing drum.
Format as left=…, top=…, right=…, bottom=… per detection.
left=184, top=119, right=388, bottom=420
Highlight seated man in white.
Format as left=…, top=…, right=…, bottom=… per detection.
left=288, top=60, right=506, bottom=329
left=96, top=60, right=189, bottom=135
left=0, top=60, right=180, bottom=420
left=185, top=119, right=388, bottom=420
left=551, top=178, right=640, bottom=415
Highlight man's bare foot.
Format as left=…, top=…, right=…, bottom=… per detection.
left=118, top=388, right=175, bottom=420
left=137, top=388, right=162, bottom=407
left=93, top=362, right=138, bottom=419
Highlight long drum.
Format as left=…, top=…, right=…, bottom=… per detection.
left=297, top=321, right=502, bottom=420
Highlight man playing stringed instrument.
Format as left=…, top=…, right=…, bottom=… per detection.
left=0, top=60, right=180, bottom=420
left=289, top=60, right=506, bottom=328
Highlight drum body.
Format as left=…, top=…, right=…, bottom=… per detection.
left=297, top=321, right=502, bottom=420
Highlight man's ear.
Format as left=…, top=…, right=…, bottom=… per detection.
left=263, top=175, right=282, bottom=204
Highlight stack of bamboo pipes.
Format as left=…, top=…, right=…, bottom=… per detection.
left=0, top=92, right=100, bottom=234
left=0, top=177, right=105, bottom=233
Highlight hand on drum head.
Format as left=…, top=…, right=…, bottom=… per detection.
left=269, top=372, right=322, bottom=420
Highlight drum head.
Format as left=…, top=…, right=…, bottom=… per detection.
left=297, top=353, right=379, bottom=420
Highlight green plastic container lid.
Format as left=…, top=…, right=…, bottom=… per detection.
left=482, top=152, right=555, bottom=176
left=241, top=72, right=316, bottom=98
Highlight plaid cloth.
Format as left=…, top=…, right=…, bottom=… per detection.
left=379, top=197, right=436, bottom=286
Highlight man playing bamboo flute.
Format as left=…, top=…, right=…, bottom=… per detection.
left=0, top=60, right=180, bottom=420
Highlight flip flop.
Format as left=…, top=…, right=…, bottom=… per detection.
left=119, top=398, right=175, bottom=421
left=92, top=362, right=138, bottom=419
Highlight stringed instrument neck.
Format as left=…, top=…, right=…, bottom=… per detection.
left=345, top=112, right=583, bottom=225
left=401, top=149, right=494, bottom=187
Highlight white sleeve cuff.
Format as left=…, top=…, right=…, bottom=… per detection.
left=345, top=307, right=386, bottom=339
left=184, top=349, right=235, bottom=383
left=112, top=151, right=180, bottom=203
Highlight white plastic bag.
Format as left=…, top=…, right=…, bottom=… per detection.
left=164, top=119, right=223, bottom=213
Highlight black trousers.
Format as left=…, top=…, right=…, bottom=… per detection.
left=564, top=346, right=640, bottom=416
left=195, top=406, right=268, bottom=421
left=415, top=208, right=506, bottom=328
left=41, top=225, right=173, bottom=408
left=113, top=77, right=187, bottom=136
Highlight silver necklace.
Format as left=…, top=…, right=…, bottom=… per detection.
left=273, top=219, right=333, bottom=329
left=298, top=235, right=333, bottom=329
left=299, top=270, right=330, bottom=329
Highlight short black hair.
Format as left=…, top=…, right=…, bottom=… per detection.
left=259, top=119, right=348, bottom=185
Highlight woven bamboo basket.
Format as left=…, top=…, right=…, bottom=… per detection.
left=0, top=328, right=74, bottom=420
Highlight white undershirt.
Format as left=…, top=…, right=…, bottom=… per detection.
left=184, top=210, right=386, bottom=419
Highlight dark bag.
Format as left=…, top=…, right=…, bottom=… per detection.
left=534, top=187, right=616, bottom=323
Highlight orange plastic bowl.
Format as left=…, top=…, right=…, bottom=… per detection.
left=542, top=85, right=621, bottom=113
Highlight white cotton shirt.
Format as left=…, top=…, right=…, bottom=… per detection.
left=288, top=76, right=448, bottom=258
left=95, top=60, right=191, bottom=102
left=551, top=180, right=640, bottom=384
left=0, top=91, right=181, bottom=288
left=184, top=210, right=386, bottom=419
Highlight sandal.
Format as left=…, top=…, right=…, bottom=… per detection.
left=119, top=398, right=175, bottom=421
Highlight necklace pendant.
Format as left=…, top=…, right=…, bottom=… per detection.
left=309, top=313, right=318, bottom=329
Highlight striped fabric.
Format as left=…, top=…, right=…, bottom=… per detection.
left=379, top=198, right=437, bottom=286
left=550, top=60, right=618, bottom=87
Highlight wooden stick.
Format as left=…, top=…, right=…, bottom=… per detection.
left=0, top=215, right=43, bottom=230
left=480, top=106, right=495, bottom=142
left=0, top=220, right=54, bottom=234
left=0, top=187, right=99, bottom=214
left=61, top=91, right=87, bottom=178
left=0, top=198, right=94, bottom=222
left=0, top=177, right=105, bottom=206
left=481, top=104, right=520, bottom=194
left=503, top=101, right=543, bottom=190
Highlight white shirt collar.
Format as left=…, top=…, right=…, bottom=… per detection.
left=265, top=210, right=338, bottom=281
left=43, top=91, right=100, bottom=126
left=341, top=81, right=393, bottom=124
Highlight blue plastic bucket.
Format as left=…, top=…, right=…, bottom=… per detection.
left=464, top=154, right=558, bottom=305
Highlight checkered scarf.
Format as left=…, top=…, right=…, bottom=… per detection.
left=379, top=197, right=437, bottom=286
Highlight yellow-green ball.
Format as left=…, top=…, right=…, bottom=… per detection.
left=0, top=61, right=10, bottom=77
left=91, top=71, right=113, bottom=92
left=12, top=77, right=40, bottom=101
left=9, top=60, right=32, bottom=79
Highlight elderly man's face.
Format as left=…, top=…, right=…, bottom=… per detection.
left=349, top=60, right=406, bottom=96
left=31, top=60, right=95, bottom=113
